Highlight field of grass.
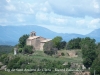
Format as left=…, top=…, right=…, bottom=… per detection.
left=0, top=71, right=69, bottom=75
left=9, top=49, right=82, bottom=63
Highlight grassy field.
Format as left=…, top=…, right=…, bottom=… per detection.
left=8, top=49, right=82, bottom=63
left=0, top=49, right=82, bottom=75
left=0, top=71, right=69, bottom=75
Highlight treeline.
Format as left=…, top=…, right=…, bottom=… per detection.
left=0, top=45, right=14, bottom=54
left=43, top=37, right=82, bottom=56
left=43, top=36, right=100, bottom=75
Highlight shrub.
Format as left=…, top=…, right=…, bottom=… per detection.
left=61, top=52, right=65, bottom=56
left=18, top=48, right=23, bottom=53
left=43, top=41, right=57, bottom=56
left=22, top=45, right=34, bottom=54
left=7, top=57, right=20, bottom=69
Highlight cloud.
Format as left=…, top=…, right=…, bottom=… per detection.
left=88, top=18, right=100, bottom=28
left=48, top=0, right=100, bottom=18
left=6, top=0, right=11, bottom=3
left=36, top=12, right=48, bottom=21
left=93, top=0, right=99, bottom=9
left=90, top=18, right=100, bottom=25
left=16, top=14, right=25, bottom=22
left=0, top=0, right=100, bottom=34
left=41, top=25, right=93, bottom=35
left=0, top=19, right=7, bottom=24
left=5, top=4, right=16, bottom=11
left=49, top=12, right=68, bottom=25
left=76, top=20, right=85, bottom=25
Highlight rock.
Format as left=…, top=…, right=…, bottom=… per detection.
left=0, top=65, right=6, bottom=70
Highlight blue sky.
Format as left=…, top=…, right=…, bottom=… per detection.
left=0, top=0, right=100, bottom=35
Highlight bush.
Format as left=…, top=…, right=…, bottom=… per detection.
left=22, top=45, right=34, bottom=54
left=52, top=36, right=62, bottom=50
left=68, top=71, right=74, bottom=75
left=7, top=57, right=20, bottom=69
left=67, top=37, right=81, bottom=49
left=0, top=54, right=9, bottom=65
left=43, top=41, right=57, bottom=56
left=18, top=34, right=29, bottom=48
left=61, top=52, right=65, bottom=56
left=18, top=48, right=23, bottom=53
left=90, top=55, right=100, bottom=75
left=81, top=37, right=97, bottom=69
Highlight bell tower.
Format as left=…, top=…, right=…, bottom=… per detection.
left=30, top=31, right=36, bottom=37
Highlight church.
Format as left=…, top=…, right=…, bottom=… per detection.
left=26, top=31, right=51, bottom=50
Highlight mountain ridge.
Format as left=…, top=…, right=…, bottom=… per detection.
left=0, top=25, right=99, bottom=45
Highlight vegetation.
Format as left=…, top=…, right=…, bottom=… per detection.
left=52, top=36, right=63, bottom=50
left=90, top=55, right=100, bottom=75
left=61, top=52, right=65, bottom=56
left=22, top=45, right=34, bottom=54
left=18, top=34, right=29, bottom=48
left=90, top=43, right=100, bottom=75
left=43, top=41, right=57, bottom=56
left=59, top=41, right=66, bottom=50
left=43, top=36, right=66, bottom=56
left=0, top=50, right=82, bottom=75
left=17, top=34, right=34, bottom=54
left=81, top=37, right=97, bottom=69
left=67, top=37, right=81, bottom=49
left=0, top=45, right=13, bottom=54
left=0, top=54, right=9, bottom=65
left=1, top=33, right=100, bottom=75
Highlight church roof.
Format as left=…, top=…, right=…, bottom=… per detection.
left=40, top=39, right=51, bottom=43
left=28, top=36, right=40, bottom=40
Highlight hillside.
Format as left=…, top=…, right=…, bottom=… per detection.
left=86, top=28, right=100, bottom=42
left=0, top=25, right=58, bottom=45
left=0, top=25, right=84, bottom=45
left=0, top=49, right=83, bottom=75
left=0, top=25, right=100, bottom=45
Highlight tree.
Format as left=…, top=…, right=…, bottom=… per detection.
left=90, top=55, right=100, bottom=75
left=67, top=37, right=81, bottom=49
left=96, top=43, right=100, bottom=55
left=52, top=36, right=62, bottom=50
left=43, top=41, right=57, bottom=56
left=90, top=43, right=100, bottom=75
left=18, top=34, right=29, bottom=48
left=81, top=37, right=97, bottom=69
left=22, top=45, right=34, bottom=54
left=7, top=57, right=20, bottom=69
left=59, top=41, right=66, bottom=49
left=0, top=54, right=9, bottom=65
left=0, top=45, right=13, bottom=54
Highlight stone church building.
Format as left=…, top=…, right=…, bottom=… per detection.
left=26, top=31, right=51, bottom=50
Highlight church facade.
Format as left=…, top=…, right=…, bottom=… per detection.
left=26, top=31, right=51, bottom=50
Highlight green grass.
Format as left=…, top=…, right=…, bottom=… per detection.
left=23, top=50, right=81, bottom=62
left=0, top=71, right=69, bottom=75
left=8, top=49, right=82, bottom=63
left=0, top=71, right=29, bottom=75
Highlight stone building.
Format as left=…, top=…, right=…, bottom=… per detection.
left=26, top=31, right=51, bottom=50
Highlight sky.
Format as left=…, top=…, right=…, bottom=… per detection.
left=0, top=0, right=100, bottom=35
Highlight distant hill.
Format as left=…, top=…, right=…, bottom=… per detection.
left=0, top=25, right=99, bottom=45
left=86, top=28, right=100, bottom=42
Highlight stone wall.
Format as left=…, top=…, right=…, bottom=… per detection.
left=40, top=42, right=45, bottom=50
left=26, top=39, right=32, bottom=45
